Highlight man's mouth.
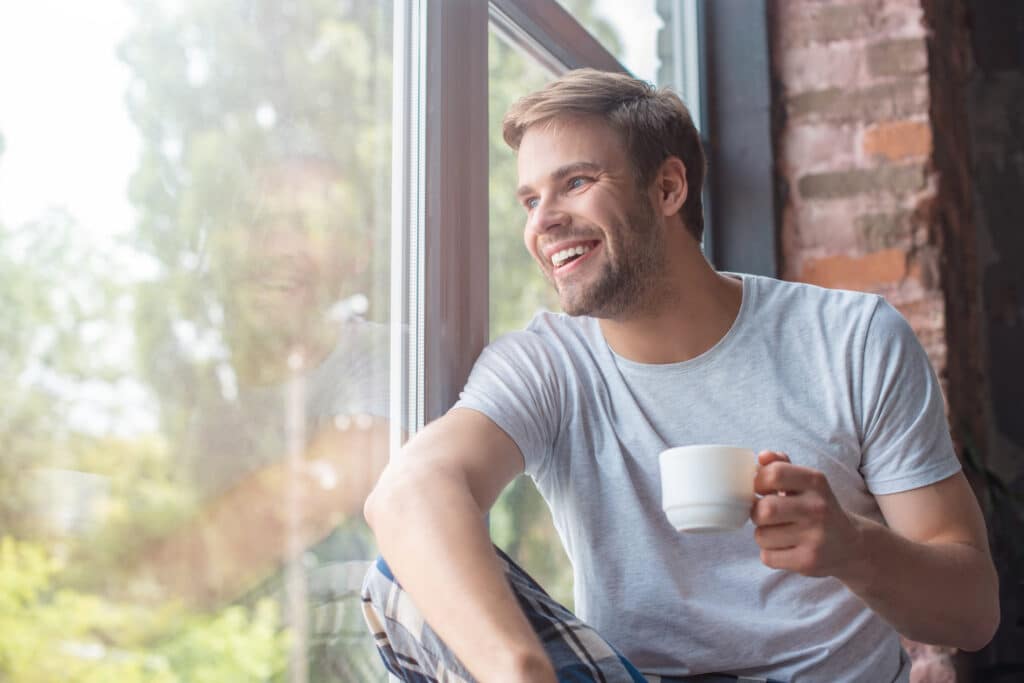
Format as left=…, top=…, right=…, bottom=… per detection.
left=550, top=240, right=601, bottom=272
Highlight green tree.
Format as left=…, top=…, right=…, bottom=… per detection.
left=116, top=2, right=394, bottom=680
left=0, top=213, right=132, bottom=538
left=118, top=0, right=392, bottom=445
left=0, top=536, right=288, bottom=683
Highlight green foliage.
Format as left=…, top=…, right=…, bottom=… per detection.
left=0, top=537, right=289, bottom=682
left=119, top=0, right=392, bottom=438
left=113, top=2, right=393, bottom=680
left=59, top=434, right=198, bottom=594
left=0, top=214, right=132, bottom=538
left=4, top=2, right=392, bottom=677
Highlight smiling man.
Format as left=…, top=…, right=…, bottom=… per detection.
left=360, top=69, right=999, bottom=683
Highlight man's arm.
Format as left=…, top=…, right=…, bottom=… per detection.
left=752, top=451, right=1000, bottom=651
left=363, top=407, right=558, bottom=683
left=133, top=417, right=390, bottom=605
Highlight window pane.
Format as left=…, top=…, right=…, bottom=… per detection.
left=0, top=2, right=391, bottom=681
left=555, top=0, right=677, bottom=88
left=487, top=28, right=573, bottom=607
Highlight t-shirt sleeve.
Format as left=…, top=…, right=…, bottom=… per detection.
left=452, top=330, right=564, bottom=483
left=859, top=299, right=961, bottom=495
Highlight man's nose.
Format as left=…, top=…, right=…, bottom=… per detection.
left=527, top=199, right=570, bottom=235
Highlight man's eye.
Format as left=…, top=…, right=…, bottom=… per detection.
left=568, top=176, right=590, bottom=190
left=524, top=198, right=539, bottom=210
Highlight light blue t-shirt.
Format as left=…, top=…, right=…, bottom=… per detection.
left=454, top=274, right=960, bottom=682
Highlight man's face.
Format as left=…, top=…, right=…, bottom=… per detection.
left=516, top=116, right=666, bottom=318
left=212, top=170, right=368, bottom=383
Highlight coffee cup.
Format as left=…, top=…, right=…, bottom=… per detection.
left=659, top=445, right=758, bottom=533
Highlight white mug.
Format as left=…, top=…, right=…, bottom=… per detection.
left=659, top=445, right=758, bottom=533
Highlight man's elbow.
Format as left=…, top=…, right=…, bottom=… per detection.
left=959, top=613, right=1000, bottom=652
left=363, top=464, right=404, bottom=533
left=362, top=459, right=436, bottom=535
left=362, top=481, right=383, bottom=532
left=959, top=562, right=1001, bottom=652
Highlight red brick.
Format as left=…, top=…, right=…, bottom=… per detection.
left=863, top=120, right=933, bottom=160
left=796, top=248, right=910, bottom=292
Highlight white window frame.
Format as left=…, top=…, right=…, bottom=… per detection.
left=391, top=0, right=703, bottom=451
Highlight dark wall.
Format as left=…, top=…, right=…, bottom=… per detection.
left=966, top=1, right=1024, bottom=679
left=970, top=2, right=1024, bottom=459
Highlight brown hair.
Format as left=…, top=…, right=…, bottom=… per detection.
left=503, top=68, right=706, bottom=242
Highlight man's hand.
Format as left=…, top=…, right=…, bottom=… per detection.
left=749, top=451, right=998, bottom=649
left=751, top=451, right=868, bottom=582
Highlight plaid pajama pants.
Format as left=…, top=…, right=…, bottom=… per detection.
left=360, top=545, right=784, bottom=683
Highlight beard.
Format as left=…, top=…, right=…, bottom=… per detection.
left=554, top=193, right=667, bottom=318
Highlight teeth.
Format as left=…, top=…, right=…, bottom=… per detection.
left=551, top=244, right=592, bottom=267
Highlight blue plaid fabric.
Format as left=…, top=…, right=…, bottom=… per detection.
left=360, top=546, right=784, bottom=683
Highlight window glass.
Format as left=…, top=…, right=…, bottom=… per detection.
left=556, top=0, right=665, bottom=84
left=0, top=2, right=391, bottom=681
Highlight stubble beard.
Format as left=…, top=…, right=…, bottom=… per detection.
left=555, top=195, right=666, bottom=319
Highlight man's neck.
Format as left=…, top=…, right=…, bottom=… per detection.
left=597, top=251, right=743, bottom=365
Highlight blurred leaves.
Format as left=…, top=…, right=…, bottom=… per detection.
left=0, top=536, right=288, bottom=683
left=0, top=213, right=133, bottom=538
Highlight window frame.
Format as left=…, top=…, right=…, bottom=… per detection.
left=701, top=0, right=779, bottom=277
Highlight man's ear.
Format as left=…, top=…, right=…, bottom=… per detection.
left=655, top=156, right=688, bottom=217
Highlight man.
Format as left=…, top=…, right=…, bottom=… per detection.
left=361, top=69, right=999, bottom=682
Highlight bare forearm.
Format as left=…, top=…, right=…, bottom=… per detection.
left=365, top=464, right=555, bottom=682
left=841, top=517, right=999, bottom=650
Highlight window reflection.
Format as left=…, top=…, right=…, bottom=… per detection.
left=0, top=1, right=391, bottom=680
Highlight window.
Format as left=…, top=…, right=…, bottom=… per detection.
left=1, top=2, right=392, bottom=680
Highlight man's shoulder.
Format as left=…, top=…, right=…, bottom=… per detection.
left=478, top=311, right=604, bottom=382
left=494, top=309, right=599, bottom=349
left=745, top=273, right=884, bottom=324
left=748, top=273, right=881, bottom=306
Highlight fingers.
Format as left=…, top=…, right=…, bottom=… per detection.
left=753, top=523, right=802, bottom=550
left=751, top=492, right=828, bottom=527
left=757, top=450, right=790, bottom=466
left=748, top=457, right=857, bottom=578
left=754, top=459, right=826, bottom=496
left=759, top=547, right=827, bottom=576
